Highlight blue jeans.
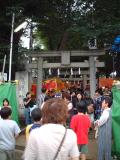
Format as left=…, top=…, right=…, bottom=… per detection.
left=24, top=108, right=32, bottom=125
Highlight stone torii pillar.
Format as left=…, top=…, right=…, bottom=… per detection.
left=89, top=56, right=96, bottom=98
left=37, top=57, right=43, bottom=99
left=83, top=74, right=87, bottom=90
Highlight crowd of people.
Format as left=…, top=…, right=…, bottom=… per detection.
left=0, top=86, right=112, bottom=160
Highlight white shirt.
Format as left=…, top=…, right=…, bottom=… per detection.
left=40, top=102, right=45, bottom=110
left=68, top=102, right=73, bottom=111
left=0, top=119, right=21, bottom=150
left=96, top=108, right=110, bottom=127
left=37, top=93, right=45, bottom=107
left=24, top=124, right=79, bottom=160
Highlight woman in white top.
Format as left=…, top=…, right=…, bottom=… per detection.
left=23, top=98, right=79, bottom=160
left=62, top=92, right=73, bottom=125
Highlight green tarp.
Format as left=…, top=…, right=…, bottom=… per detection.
left=112, top=86, right=120, bottom=156
left=0, top=83, right=19, bottom=123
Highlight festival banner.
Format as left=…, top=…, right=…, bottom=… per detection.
left=0, top=83, right=19, bottom=123
left=112, top=86, right=120, bottom=156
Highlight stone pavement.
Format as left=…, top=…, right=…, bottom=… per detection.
left=15, top=130, right=98, bottom=160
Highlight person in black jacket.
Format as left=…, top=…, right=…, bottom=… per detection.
left=24, top=92, right=34, bottom=125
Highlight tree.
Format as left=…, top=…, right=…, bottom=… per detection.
left=0, top=1, right=28, bottom=77
left=1, top=0, right=120, bottom=78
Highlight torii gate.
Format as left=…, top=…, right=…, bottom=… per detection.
left=28, top=50, right=105, bottom=98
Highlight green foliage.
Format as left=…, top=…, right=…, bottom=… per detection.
left=1, top=0, right=120, bottom=77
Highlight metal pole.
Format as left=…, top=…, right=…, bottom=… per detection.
left=2, top=54, right=6, bottom=81
left=29, top=22, right=33, bottom=49
left=9, top=13, right=15, bottom=81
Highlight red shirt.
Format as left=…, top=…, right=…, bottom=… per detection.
left=70, top=114, right=91, bottom=144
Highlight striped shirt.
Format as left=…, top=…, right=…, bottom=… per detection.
left=37, top=93, right=45, bottom=108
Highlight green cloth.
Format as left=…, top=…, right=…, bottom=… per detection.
left=112, top=86, right=120, bottom=156
left=0, top=83, right=19, bottom=123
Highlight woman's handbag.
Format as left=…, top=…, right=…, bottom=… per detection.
left=53, top=128, right=67, bottom=160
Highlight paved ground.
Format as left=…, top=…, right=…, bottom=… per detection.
left=15, top=130, right=98, bottom=160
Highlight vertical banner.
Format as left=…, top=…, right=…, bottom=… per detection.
left=0, top=83, right=19, bottom=123
left=112, top=86, right=120, bottom=156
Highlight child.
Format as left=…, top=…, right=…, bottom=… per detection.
left=94, top=96, right=112, bottom=160
left=0, top=107, right=21, bottom=160
left=2, top=98, right=11, bottom=108
left=26, top=108, right=42, bottom=140
left=70, top=100, right=91, bottom=160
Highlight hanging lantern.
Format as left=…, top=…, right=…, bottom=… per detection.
left=78, top=68, right=81, bottom=75
left=57, top=68, right=60, bottom=76
left=71, top=68, right=73, bottom=75
left=49, top=68, right=52, bottom=75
